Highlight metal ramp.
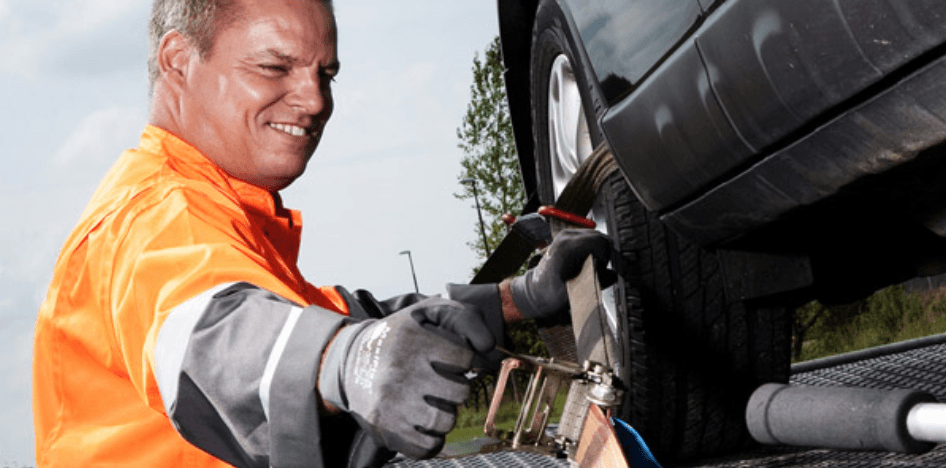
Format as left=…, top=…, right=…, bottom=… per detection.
left=387, top=451, right=569, bottom=468
left=389, top=333, right=946, bottom=467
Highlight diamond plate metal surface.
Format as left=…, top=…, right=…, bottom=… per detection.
left=792, top=343, right=946, bottom=399
left=677, top=340, right=946, bottom=467
left=385, top=451, right=570, bottom=468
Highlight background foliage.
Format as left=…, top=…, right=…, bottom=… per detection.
left=455, top=36, right=525, bottom=262
left=455, top=37, right=546, bottom=358
left=793, top=283, right=946, bottom=362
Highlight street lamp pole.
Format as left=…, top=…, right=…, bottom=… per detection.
left=399, top=250, right=420, bottom=294
left=460, top=177, right=492, bottom=256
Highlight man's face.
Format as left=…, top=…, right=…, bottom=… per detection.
left=179, top=0, right=338, bottom=191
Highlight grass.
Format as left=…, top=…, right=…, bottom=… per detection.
left=794, top=284, right=946, bottom=362
left=446, top=383, right=568, bottom=444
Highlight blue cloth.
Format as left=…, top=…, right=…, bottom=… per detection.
left=612, top=417, right=662, bottom=468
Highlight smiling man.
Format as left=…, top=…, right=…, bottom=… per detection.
left=32, top=0, right=611, bottom=467
left=153, top=0, right=338, bottom=191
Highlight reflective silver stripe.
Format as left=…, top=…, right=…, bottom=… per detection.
left=259, top=305, right=303, bottom=420
left=154, top=282, right=236, bottom=416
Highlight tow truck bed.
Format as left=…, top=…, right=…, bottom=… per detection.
left=388, top=333, right=946, bottom=467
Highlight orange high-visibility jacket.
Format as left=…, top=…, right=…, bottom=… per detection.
left=33, top=125, right=356, bottom=467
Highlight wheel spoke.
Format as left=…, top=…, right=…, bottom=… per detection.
left=549, top=55, right=583, bottom=198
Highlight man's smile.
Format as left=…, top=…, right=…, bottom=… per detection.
left=268, top=122, right=316, bottom=137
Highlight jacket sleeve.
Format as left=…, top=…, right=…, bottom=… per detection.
left=333, top=284, right=507, bottom=372
left=334, top=283, right=503, bottom=336
left=109, top=188, right=351, bottom=468
left=154, top=282, right=351, bottom=468
left=331, top=286, right=427, bottom=319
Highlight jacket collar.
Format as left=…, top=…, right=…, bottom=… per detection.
left=140, top=124, right=299, bottom=225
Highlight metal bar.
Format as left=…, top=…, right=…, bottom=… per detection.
left=526, top=372, right=566, bottom=445
left=484, top=358, right=523, bottom=436
left=791, top=332, right=946, bottom=374
left=907, top=403, right=946, bottom=443
left=512, top=366, right=543, bottom=449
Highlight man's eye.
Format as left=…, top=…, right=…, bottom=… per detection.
left=260, top=64, right=288, bottom=74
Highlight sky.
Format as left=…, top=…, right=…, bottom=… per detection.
left=0, top=1, right=501, bottom=464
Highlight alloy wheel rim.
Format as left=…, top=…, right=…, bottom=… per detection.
left=547, top=54, right=593, bottom=199
left=546, top=53, right=620, bottom=370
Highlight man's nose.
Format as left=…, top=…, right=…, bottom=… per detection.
left=287, top=74, right=332, bottom=116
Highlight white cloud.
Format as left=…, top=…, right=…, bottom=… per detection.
left=51, top=105, right=145, bottom=169
left=400, top=61, right=439, bottom=88
left=0, top=106, right=145, bottom=297
left=59, top=0, right=138, bottom=32
left=0, top=317, right=36, bottom=466
left=0, top=0, right=146, bottom=78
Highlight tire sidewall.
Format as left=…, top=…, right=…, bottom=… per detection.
left=530, top=0, right=605, bottom=207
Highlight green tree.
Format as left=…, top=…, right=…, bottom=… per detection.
left=456, top=36, right=524, bottom=263
left=456, top=37, right=545, bottom=359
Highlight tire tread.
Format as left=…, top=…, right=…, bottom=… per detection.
left=607, top=174, right=791, bottom=460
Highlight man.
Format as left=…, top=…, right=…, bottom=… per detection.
left=32, top=0, right=611, bottom=466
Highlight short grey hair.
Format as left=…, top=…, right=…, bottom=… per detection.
left=148, top=0, right=334, bottom=91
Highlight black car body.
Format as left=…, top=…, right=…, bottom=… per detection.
left=497, top=0, right=946, bottom=460
left=502, top=0, right=946, bottom=302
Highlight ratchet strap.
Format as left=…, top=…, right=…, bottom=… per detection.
left=548, top=143, right=619, bottom=233
left=474, top=144, right=662, bottom=465
left=471, top=144, right=621, bottom=452
left=471, top=143, right=618, bottom=284
left=536, top=144, right=620, bottom=372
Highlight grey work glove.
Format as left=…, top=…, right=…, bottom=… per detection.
left=445, top=282, right=508, bottom=371
left=510, top=228, right=612, bottom=321
left=318, top=297, right=496, bottom=459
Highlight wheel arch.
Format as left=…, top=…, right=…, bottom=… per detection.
left=498, top=0, right=541, bottom=212
left=499, top=0, right=606, bottom=214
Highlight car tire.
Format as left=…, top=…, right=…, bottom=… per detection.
left=529, top=0, right=793, bottom=460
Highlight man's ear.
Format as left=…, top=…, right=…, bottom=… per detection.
left=156, top=30, right=195, bottom=91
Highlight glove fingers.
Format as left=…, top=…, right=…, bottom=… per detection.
left=442, top=309, right=495, bottom=354
left=560, top=229, right=612, bottom=278
left=412, top=299, right=496, bottom=354
left=419, top=398, right=458, bottom=435
left=597, top=268, right=619, bottom=289
left=342, top=299, right=485, bottom=460
left=430, top=360, right=472, bottom=383
left=423, top=366, right=471, bottom=405
left=590, top=233, right=613, bottom=266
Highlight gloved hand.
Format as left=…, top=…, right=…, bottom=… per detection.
left=318, top=297, right=495, bottom=459
left=510, top=228, right=612, bottom=320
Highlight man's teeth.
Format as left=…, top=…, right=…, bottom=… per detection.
left=269, top=123, right=309, bottom=136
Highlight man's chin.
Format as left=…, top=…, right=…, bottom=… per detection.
left=257, top=153, right=312, bottom=191
left=231, top=165, right=305, bottom=192
left=254, top=172, right=303, bottom=192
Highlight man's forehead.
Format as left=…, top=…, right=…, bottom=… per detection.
left=246, top=47, right=340, bottom=70
left=236, top=0, right=335, bottom=27
left=249, top=48, right=295, bottom=62
left=226, top=1, right=338, bottom=63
